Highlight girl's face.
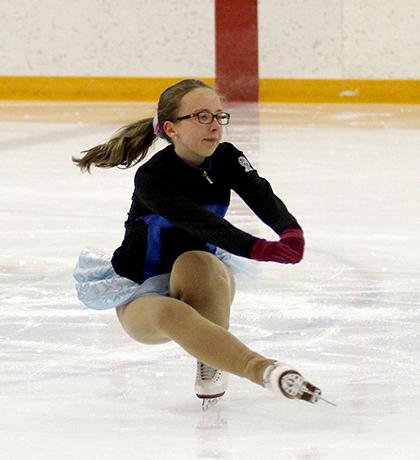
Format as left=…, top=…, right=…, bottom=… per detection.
left=163, top=88, right=224, bottom=166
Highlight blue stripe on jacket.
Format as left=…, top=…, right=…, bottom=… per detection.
left=137, top=204, right=228, bottom=279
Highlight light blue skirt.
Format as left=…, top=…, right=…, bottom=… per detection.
left=74, top=247, right=259, bottom=310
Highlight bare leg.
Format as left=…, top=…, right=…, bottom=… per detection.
left=116, top=251, right=274, bottom=385
left=169, top=250, right=235, bottom=328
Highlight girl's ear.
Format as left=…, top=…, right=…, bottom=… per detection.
left=163, top=121, right=178, bottom=140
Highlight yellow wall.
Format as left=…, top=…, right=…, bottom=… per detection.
left=1, top=76, right=419, bottom=103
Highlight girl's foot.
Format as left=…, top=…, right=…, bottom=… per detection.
left=262, top=362, right=321, bottom=403
left=195, top=361, right=228, bottom=399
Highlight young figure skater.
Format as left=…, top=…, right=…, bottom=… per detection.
left=73, top=79, right=322, bottom=408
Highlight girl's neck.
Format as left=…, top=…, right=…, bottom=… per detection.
left=173, top=148, right=206, bottom=168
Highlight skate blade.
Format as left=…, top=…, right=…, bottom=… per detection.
left=319, top=396, right=337, bottom=407
left=202, top=397, right=221, bottom=412
left=282, top=375, right=334, bottom=405
left=303, top=385, right=337, bottom=407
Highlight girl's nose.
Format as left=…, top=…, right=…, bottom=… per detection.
left=210, top=119, right=220, bottom=130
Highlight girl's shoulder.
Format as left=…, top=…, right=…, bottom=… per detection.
left=217, top=141, right=240, bottom=153
left=213, top=142, right=249, bottom=168
left=135, top=145, right=174, bottom=175
left=213, top=141, right=243, bottom=162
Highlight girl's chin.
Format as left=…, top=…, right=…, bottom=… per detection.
left=201, top=141, right=220, bottom=153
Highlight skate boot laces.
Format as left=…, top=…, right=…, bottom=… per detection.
left=195, top=361, right=228, bottom=400
left=197, top=362, right=221, bottom=383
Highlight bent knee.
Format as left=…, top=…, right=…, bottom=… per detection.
left=172, top=250, right=229, bottom=281
left=170, top=251, right=235, bottom=301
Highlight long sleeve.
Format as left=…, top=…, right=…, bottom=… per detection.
left=225, top=144, right=300, bottom=234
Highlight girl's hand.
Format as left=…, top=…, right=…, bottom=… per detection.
left=250, top=228, right=304, bottom=264
left=279, top=228, right=305, bottom=259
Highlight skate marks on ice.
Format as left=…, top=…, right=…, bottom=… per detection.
left=1, top=105, right=420, bottom=459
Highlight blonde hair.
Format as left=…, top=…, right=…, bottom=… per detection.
left=73, top=79, right=214, bottom=172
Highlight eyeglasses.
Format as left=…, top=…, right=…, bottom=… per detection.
left=175, top=110, right=230, bottom=125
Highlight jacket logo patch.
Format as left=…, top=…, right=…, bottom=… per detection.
left=238, top=156, right=254, bottom=172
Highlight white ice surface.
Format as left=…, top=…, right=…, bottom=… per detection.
left=1, top=104, right=419, bottom=460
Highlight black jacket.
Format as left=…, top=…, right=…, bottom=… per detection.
left=111, top=142, right=299, bottom=284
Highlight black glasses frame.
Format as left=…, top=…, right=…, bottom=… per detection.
left=175, top=110, right=230, bottom=125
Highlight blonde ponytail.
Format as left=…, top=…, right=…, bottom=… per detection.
left=72, top=117, right=156, bottom=172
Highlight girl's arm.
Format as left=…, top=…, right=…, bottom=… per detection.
left=225, top=143, right=301, bottom=234
left=225, top=144, right=305, bottom=264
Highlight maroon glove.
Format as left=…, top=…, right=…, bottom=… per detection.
left=250, top=228, right=304, bottom=264
left=280, top=228, right=305, bottom=259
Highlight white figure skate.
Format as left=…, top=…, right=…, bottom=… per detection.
left=263, top=362, right=323, bottom=404
left=195, top=361, right=228, bottom=411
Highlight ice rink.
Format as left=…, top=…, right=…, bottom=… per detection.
left=1, top=101, right=419, bottom=460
